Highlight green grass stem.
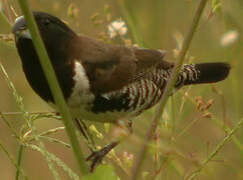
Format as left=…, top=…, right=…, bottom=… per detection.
left=0, top=62, right=60, bottom=180
left=16, top=0, right=89, bottom=175
left=0, top=141, right=27, bottom=180
left=129, top=1, right=208, bottom=179
left=118, top=0, right=144, bottom=46
left=15, top=145, right=24, bottom=180
left=0, top=9, right=12, bottom=31
left=186, top=118, right=243, bottom=180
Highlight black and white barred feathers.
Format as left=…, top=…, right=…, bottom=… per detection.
left=13, top=12, right=230, bottom=123
left=92, top=63, right=230, bottom=116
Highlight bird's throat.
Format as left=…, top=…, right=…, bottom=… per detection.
left=16, top=38, right=75, bottom=102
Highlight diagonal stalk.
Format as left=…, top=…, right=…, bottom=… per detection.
left=16, top=0, right=89, bottom=175
left=129, top=1, right=209, bottom=179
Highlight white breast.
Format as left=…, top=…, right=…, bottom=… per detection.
left=67, top=61, right=94, bottom=107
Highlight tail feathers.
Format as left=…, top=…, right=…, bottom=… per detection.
left=183, top=62, right=231, bottom=85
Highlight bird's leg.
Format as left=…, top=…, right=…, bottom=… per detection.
left=74, top=119, right=89, bottom=141
left=86, top=141, right=120, bottom=172
left=86, top=119, right=133, bottom=172
left=74, top=119, right=96, bottom=152
left=79, top=120, right=97, bottom=148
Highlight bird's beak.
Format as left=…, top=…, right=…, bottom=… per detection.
left=12, top=16, right=32, bottom=39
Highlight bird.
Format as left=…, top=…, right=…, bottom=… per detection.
left=12, top=11, right=230, bottom=170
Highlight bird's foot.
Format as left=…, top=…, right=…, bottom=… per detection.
left=86, top=141, right=119, bottom=172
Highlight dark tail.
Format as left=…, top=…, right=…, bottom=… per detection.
left=181, top=62, right=230, bottom=86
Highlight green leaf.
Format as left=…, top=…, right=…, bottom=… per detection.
left=211, top=0, right=220, bottom=7
left=211, top=0, right=221, bottom=14
left=83, top=165, right=119, bottom=180
left=212, top=3, right=221, bottom=14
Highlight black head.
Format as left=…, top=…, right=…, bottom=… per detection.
left=13, top=11, right=79, bottom=61
left=12, top=11, right=77, bottom=40
left=12, top=12, right=78, bottom=102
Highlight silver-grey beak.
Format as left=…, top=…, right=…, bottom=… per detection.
left=12, top=16, right=32, bottom=39
left=12, top=16, right=26, bottom=34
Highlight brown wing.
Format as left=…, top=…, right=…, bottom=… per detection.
left=131, top=47, right=174, bottom=81
left=78, top=35, right=172, bottom=94
left=134, top=48, right=169, bottom=69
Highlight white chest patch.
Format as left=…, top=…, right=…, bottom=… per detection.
left=67, top=61, right=94, bottom=107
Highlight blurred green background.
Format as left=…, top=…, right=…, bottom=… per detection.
left=0, top=0, right=242, bottom=179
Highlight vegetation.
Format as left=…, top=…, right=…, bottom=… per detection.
left=0, top=0, right=242, bottom=179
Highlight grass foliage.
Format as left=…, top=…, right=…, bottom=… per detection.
left=0, top=0, right=242, bottom=179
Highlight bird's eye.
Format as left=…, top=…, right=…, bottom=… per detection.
left=43, top=19, right=50, bottom=26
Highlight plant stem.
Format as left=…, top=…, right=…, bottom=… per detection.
left=118, top=0, right=144, bottom=46
left=186, top=118, right=243, bottom=180
left=0, top=141, right=27, bottom=179
left=1, top=62, right=59, bottom=179
left=129, top=1, right=208, bottom=179
left=16, top=0, right=89, bottom=175
left=0, top=10, right=12, bottom=31
left=15, top=145, right=24, bottom=180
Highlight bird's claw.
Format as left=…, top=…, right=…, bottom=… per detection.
left=86, top=141, right=119, bottom=172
